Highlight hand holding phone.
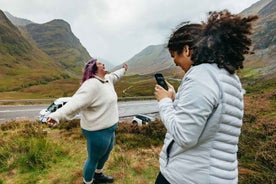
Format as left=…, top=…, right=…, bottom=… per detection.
left=154, top=73, right=168, bottom=90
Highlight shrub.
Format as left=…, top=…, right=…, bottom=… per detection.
left=116, top=121, right=166, bottom=149
left=0, top=121, right=69, bottom=173
left=117, top=120, right=166, bottom=140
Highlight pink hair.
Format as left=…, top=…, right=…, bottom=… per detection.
left=81, top=59, right=97, bottom=84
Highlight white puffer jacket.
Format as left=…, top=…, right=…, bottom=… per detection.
left=158, top=64, right=244, bottom=184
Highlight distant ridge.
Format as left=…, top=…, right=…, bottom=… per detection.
left=240, top=0, right=272, bottom=17
left=114, top=44, right=174, bottom=75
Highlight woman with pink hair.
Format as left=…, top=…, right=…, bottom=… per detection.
left=47, top=58, right=128, bottom=184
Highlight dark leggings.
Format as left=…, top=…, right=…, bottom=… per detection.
left=155, top=172, right=170, bottom=184
left=82, top=123, right=118, bottom=182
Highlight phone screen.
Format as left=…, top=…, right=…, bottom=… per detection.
left=154, top=73, right=168, bottom=90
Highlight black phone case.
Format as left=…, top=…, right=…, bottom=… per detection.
left=155, top=73, right=168, bottom=90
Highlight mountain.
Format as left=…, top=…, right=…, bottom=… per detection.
left=0, top=11, right=31, bottom=58
left=0, top=10, right=68, bottom=92
left=25, top=19, right=91, bottom=74
left=4, top=11, right=92, bottom=75
left=240, top=0, right=272, bottom=17
left=241, top=0, right=275, bottom=50
left=114, top=44, right=175, bottom=75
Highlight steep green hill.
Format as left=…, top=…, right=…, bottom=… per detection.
left=0, top=10, right=69, bottom=92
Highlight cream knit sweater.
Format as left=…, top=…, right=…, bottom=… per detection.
left=49, top=68, right=126, bottom=131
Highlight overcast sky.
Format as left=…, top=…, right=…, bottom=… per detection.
left=1, top=0, right=260, bottom=65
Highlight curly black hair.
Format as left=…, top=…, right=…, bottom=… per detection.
left=168, top=10, right=258, bottom=74
left=194, top=10, right=258, bottom=74
left=167, top=22, right=202, bottom=55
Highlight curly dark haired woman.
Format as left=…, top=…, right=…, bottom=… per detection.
left=154, top=10, right=258, bottom=184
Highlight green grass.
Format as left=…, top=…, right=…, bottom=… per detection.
left=1, top=96, right=275, bottom=184
left=238, top=67, right=260, bottom=78
left=114, top=74, right=180, bottom=97
left=0, top=120, right=165, bottom=184
left=3, top=66, right=273, bottom=102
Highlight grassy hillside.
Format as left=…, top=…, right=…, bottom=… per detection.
left=0, top=76, right=275, bottom=184
left=0, top=10, right=70, bottom=92
left=115, top=74, right=180, bottom=97
left=1, top=68, right=275, bottom=101
left=0, top=11, right=92, bottom=95
left=0, top=73, right=181, bottom=100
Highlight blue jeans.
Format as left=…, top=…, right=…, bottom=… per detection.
left=82, top=123, right=118, bottom=182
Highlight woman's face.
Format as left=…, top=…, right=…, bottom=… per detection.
left=170, top=49, right=193, bottom=73
left=96, top=61, right=107, bottom=74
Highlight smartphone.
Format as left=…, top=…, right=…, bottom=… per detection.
left=154, top=73, right=168, bottom=90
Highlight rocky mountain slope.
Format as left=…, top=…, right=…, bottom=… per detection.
left=114, top=44, right=175, bottom=74
left=241, top=0, right=275, bottom=77
left=25, top=19, right=91, bottom=74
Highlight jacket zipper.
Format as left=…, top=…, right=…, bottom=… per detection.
left=166, top=139, right=175, bottom=166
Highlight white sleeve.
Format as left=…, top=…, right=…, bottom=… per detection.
left=106, top=68, right=126, bottom=84
left=158, top=69, right=219, bottom=149
left=49, top=80, right=98, bottom=123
